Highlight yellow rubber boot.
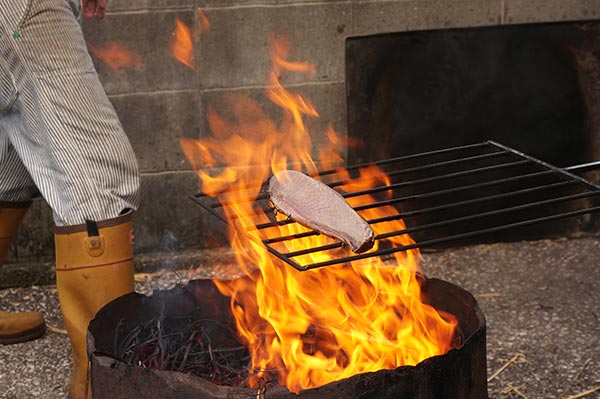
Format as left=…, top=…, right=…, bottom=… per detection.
left=0, top=310, right=46, bottom=344
left=0, top=203, right=46, bottom=345
left=55, top=211, right=135, bottom=399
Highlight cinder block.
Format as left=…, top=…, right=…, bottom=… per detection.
left=200, top=82, right=348, bottom=161
left=503, top=0, right=600, bottom=24
left=82, top=9, right=197, bottom=94
left=351, top=0, right=502, bottom=36
left=109, top=91, right=202, bottom=173
left=8, top=200, right=54, bottom=264
left=196, top=3, right=352, bottom=88
left=135, top=172, right=229, bottom=254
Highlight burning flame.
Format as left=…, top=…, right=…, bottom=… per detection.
left=170, top=11, right=210, bottom=69
left=88, top=41, right=143, bottom=74
left=181, top=35, right=458, bottom=393
left=170, top=18, right=195, bottom=69
left=196, top=9, right=212, bottom=37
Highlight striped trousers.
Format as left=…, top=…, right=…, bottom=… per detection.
left=0, top=0, right=140, bottom=226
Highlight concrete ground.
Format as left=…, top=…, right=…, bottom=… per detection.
left=1, top=237, right=599, bottom=399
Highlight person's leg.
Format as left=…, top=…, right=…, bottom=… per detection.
left=0, top=56, right=46, bottom=345
left=1, top=2, right=140, bottom=226
left=0, top=0, right=140, bottom=397
left=54, top=211, right=135, bottom=398
left=0, top=202, right=46, bottom=345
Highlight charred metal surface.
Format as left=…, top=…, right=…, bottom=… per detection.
left=88, top=278, right=488, bottom=399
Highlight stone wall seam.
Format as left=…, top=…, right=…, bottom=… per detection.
left=199, top=80, right=345, bottom=93
left=140, top=170, right=198, bottom=177
left=105, top=7, right=195, bottom=16
left=352, top=0, right=428, bottom=3
left=107, top=88, right=198, bottom=99
left=197, top=1, right=352, bottom=12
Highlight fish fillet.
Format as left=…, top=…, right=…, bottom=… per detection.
left=268, top=170, right=375, bottom=254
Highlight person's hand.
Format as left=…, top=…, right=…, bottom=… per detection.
left=82, top=0, right=108, bottom=20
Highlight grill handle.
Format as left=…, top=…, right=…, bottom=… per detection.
left=565, top=161, right=600, bottom=173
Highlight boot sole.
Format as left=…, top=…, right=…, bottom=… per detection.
left=0, top=322, right=46, bottom=345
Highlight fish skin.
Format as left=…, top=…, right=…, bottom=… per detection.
left=268, top=170, right=375, bottom=254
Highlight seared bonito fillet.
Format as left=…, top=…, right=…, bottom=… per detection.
left=268, top=170, right=375, bottom=254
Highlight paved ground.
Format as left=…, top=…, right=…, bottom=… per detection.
left=1, top=237, right=599, bottom=399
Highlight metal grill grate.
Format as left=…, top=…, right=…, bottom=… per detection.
left=191, top=141, right=600, bottom=271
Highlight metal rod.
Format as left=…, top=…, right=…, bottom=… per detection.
left=367, top=180, right=576, bottom=224
left=327, top=151, right=510, bottom=189
left=193, top=143, right=498, bottom=200
left=202, top=158, right=539, bottom=226
left=238, top=149, right=512, bottom=202
left=565, top=161, right=600, bottom=173
left=195, top=162, right=594, bottom=225
left=352, top=169, right=556, bottom=212
left=288, top=204, right=600, bottom=270
left=314, top=142, right=493, bottom=178
left=214, top=165, right=588, bottom=232
left=190, top=141, right=600, bottom=271
left=376, top=190, right=600, bottom=239
left=254, top=160, right=534, bottom=230
left=488, top=141, right=600, bottom=190
left=281, top=189, right=600, bottom=259
left=262, top=178, right=575, bottom=245
left=342, top=160, right=530, bottom=199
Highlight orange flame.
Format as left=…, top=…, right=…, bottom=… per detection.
left=170, top=18, right=195, bottom=69
left=196, top=9, right=212, bottom=37
left=88, top=41, right=143, bottom=74
left=181, top=35, right=457, bottom=393
left=170, top=11, right=210, bottom=70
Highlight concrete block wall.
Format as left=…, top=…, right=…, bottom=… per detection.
left=6, top=0, right=600, bottom=277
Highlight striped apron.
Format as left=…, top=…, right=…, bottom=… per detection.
left=0, top=0, right=140, bottom=226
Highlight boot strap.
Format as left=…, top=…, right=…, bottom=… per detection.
left=85, top=220, right=104, bottom=257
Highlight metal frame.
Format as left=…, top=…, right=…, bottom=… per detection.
left=191, top=141, right=600, bottom=271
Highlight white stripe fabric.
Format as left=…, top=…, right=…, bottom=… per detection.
left=0, top=0, right=140, bottom=226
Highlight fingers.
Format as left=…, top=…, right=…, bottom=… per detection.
left=82, top=0, right=109, bottom=20
left=81, top=0, right=90, bottom=19
left=82, top=0, right=95, bottom=19
left=96, top=0, right=108, bottom=19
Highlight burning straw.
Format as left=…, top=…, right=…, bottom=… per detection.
left=114, top=311, right=253, bottom=386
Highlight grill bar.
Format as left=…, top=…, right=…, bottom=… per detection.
left=191, top=141, right=600, bottom=271
left=280, top=189, right=600, bottom=259
left=254, top=170, right=565, bottom=230
left=205, top=159, right=534, bottom=224
left=283, top=205, right=600, bottom=270
left=264, top=179, right=577, bottom=245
